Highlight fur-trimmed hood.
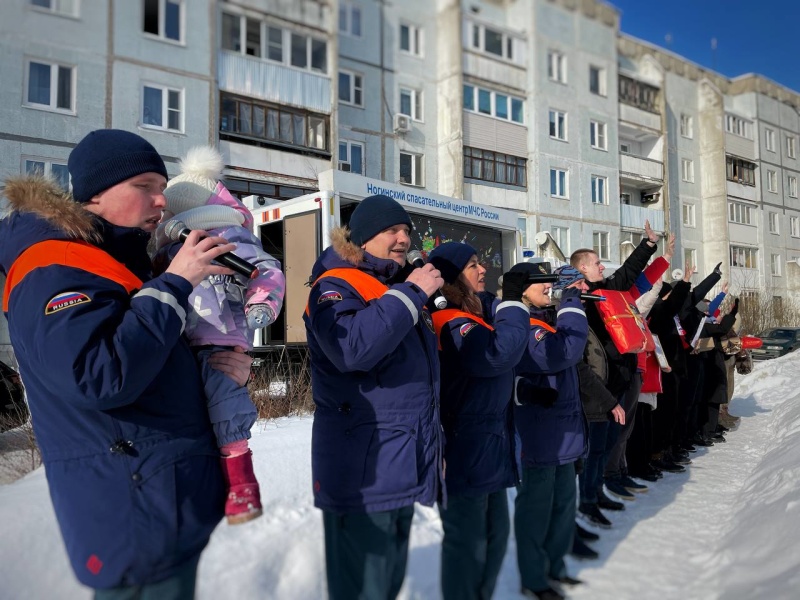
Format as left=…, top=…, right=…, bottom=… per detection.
left=309, top=225, right=403, bottom=283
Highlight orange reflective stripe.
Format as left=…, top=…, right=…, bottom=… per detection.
left=529, top=318, right=556, bottom=333
left=3, top=240, right=142, bottom=312
left=432, top=308, right=493, bottom=350
left=304, top=267, right=389, bottom=316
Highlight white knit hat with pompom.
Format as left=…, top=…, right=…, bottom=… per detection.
left=164, top=146, right=224, bottom=215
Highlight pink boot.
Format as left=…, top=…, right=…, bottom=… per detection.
left=220, top=450, right=263, bottom=525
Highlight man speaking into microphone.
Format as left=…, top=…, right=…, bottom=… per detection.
left=303, top=194, right=444, bottom=600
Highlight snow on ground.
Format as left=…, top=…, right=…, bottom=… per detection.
left=2, top=354, right=800, bottom=599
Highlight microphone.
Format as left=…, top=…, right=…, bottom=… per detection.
left=407, top=250, right=447, bottom=310
left=164, top=220, right=259, bottom=280
left=581, top=294, right=605, bottom=302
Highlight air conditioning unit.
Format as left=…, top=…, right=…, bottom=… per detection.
left=394, top=113, right=411, bottom=133
left=338, top=161, right=351, bottom=172
left=641, top=192, right=660, bottom=204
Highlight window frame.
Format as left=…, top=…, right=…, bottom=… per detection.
left=767, top=169, right=778, bottom=193
left=338, top=69, right=364, bottom=107
left=338, top=140, right=365, bottom=175
left=788, top=136, right=797, bottom=159
left=549, top=167, right=569, bottom=199
left=591, top=175, right=608, bottom=205
left=771, top=253, right=782, bottom=276
left=22, top=156, right=70, bottom=191
left=593, top=230, right=610, bottom=261
left=141, top=83, right=184, bottom=132
left=142, top=0, right=183, bottom=44
left=463, top=83, right=523, bottom=124
left=684, top=248, right=697, bottom=271
left=789, top=175, right=798, bottom=198
left=725, top=114, right=751, bottom=139
left=399, top=22, right=423, bottom=56
left=338, top=1, right=362, bottom=38
left=726, top=156, right=756, bottom=186
left=728, top=201, right=755, bottom=226
left=682, top=202, right=696, bottom=227
left=549, top=109, right=567, bottom=141
left=729, top=245, right=758, bottom=269
left=790, top=215, right=800, bottom=238
left=29, top=0, right=79, bottom=17
left=551, top=225, right=570, bottom=254
left=471, top=22, right=516, bottom=62
left=399, top=87, right=423, bottom=122
left=399, top=151, right=424, bottom=186
left=680, top=114, right=693, bottom=139
left=547, top=50, right=567, bottom=84
left=463, top=146, right=527, bottom=189
left=23, top=58, right=76, bottom=114
left=769, top=211, right=780, bottom=234
left=589, top=65, right=606, bottom=96
left=765, top=128, right=776, bottom=152
left=590, top=120, right=607, bottom=150
left=681, top=158, right=694, bottom=183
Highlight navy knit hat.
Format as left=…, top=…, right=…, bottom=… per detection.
left=348, top=194, right=413, bottom=245
left=68, top=129, right=168, bottom=202
left=429, top=242, right=478, bottom=284
left=552, top=265, right=584, bottom=290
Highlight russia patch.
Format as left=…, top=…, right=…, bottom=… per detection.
left=45, top=291, right=90, bottom=314
left=459, top=322, right=477, bottom=337
left=317, top=291, right=342, bottom=304
left=421, top=310, right=435, bottom=333
left=534, top=328, right=548, bottom=342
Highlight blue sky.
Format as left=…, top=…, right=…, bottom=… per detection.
left=609, top=0, right=800, bottom=92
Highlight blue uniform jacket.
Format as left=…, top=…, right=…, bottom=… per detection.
left=437, top=297, right=529, bottom=497
left=303, top=231, right=442, bottom=514
left=0, top=179, right=223, bottom=589
left=514, top=292, right=589, bottom=468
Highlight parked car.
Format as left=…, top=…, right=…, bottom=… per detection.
left=0, top=359, right=27, bottom=431
left=751, top=327, right=800, bottom=361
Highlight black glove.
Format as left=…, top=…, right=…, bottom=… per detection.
left=713, top=262, right=723, bottom=275
left=560, top=286, right=582, bottom=303
left=730, top=297, right=740, bottom=316
left=501, top=271, right=528, bottom=303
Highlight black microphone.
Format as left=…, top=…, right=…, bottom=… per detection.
left=164, top=220, right=259, bottom=280
left=407, top=250, right=447, bottom=310
left=581, top=294, right=605, bottom=302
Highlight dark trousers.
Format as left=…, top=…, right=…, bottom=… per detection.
left=94, top=557, right=199, bottom=600
left=627, top=402, right=653, bottom=474
left=440, top=490, right=510, bottom=600
left=579, top=420, right=614, bottom=505
left=653, top=371, right=678, bottom=453
left=322, top=506, right=414, bottom=600
left=515, top=463, right=577, bottom=592
left=605, top=374, right=642, bottom=480
left=684, top=355, right=706, bottom=440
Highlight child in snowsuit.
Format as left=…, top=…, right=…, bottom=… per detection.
left=155, top=146, right=286, bottom=524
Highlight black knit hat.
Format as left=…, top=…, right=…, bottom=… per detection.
left=348, top=194, right=413, bottom=245
left=429, top=242, right=478, bottom=284
left=68, top=129, right=168, bottom=202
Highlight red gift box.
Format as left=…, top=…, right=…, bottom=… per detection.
left=593, top=290, right=655, bottom=354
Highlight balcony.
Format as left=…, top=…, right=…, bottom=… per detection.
left=619, top=103, right=661, bottom=132
left=621, top=203, right=664, bottom=233
left=218, top=52, right=331, bottom=114
left=619, top=153, right=664, bottom=186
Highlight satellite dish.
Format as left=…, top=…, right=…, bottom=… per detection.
left=672, top=268, right=684, bottom=281
left=534, top=231, right=549, bottom=246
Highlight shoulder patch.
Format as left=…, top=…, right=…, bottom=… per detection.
left=421, top=310, right=435, bottom=333
left=45, top=291, right=90, bottom=314
left=459, top=322, right=477, bottom=337
left=317, top=290, right=343, bottom=304
left=533, top=328, right=548, bottom=342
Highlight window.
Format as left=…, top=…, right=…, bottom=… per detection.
left=589, top=66, right=606, bottom=96
left=219, top=92, right=328, bottom=154
left=517, top=217, right=528, bottom=248
left=728, top=201, right=754, bottom=225
left=399, top=88, right=423, bottom=121
left=552, top=226, right=569, bottom=254
left=462, top=84, right=523, bottom=124
left=550, top=168, right=568, bottom=198
left=681, top=158, right=694, bottom=183
left=620, top=142, right=631, bottom=153
left=549, top=110, right=567, bottom=141
left=141, top=84, right=182, bottom=131
left=221, top=15, right=327, bottom=73
left=766, top=128, right=776, bottom=152
left=339, top=70, right=363, bottom=107
left=790, top=175, right=798, bottom=198
left=143, top=0, right=182, bottom=42
left=590, top=120, right=607, bottom=150
left=725, top=115, right=751, bottom=139
left=24, top=59, right=74, bottom=112
left=730, top=245, right=758, bottom=269
left=791, top=216, right=800, bottom=237
left=24, top=158, right=70, bottom=191
left=726, top=156, right=756, bottom=186
left=400, top=23, right=423, bottom=56
left=593, top=231, right=610, bottom=260
left=769, top=212, right=780, bottom=234
left=30, top=0, right=78, bottom=16
left=399, top=152, right=423, bottom=186
left=684, top=248, right=697, bottom=271
left=767, top=170, right=778, bottom=192
left=680, top=114, right=693, bottom=139
left=471, top=23, right=516, bottom=62
left=683, top=203, right=696, bottom=227
left=788, top=136, right=797, bottom=159
left=618, top=75, right=658, bottom=113
left=338, top=140, right=364, bottom=175
left=591, top=175, right=607, bottom=204
left=620, top=192, right=632, bottom=205
left=339, top=2, right=361, bottom=37
left=771, top=254, right=782, bottom=276
left=548, top=50, right=567, bottom=84
left=463, top=147, right=527, bottom=188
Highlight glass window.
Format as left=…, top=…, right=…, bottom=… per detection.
left=267, top=26, right=282, bottom=62
left=478, top=89, right=491, bottom=115
left=290, top=33, right=307, bottom=69
left=463, top=84, right=474, bottom=111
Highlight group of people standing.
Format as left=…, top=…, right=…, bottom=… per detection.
left=304, top=194, right=745, bottom=600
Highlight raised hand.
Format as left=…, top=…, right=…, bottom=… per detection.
left=683, top=260, right=696, bottom=282
left=664, top=232, right=676, bottom=261
left=644, top=219, right=659, bottom=244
